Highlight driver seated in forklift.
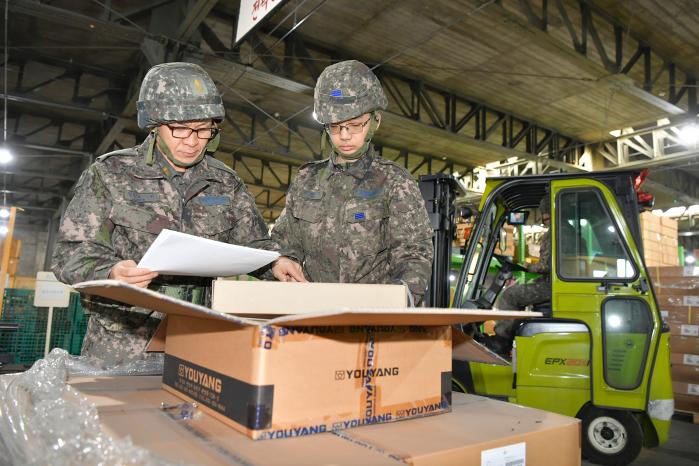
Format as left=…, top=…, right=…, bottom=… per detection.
left=485, top=196, right=552, bottom=355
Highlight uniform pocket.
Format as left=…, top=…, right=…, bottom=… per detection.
left=344, top=199, right=389, bottom=256
left=194, top=210, right=236, bottom=239
left=292, top=190, right=325, bottom=223
left=109, top=204, right=170, bottom=235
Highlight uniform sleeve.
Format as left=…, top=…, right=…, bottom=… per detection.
left=387, top=173, right=434, bottom=304
left=528, top=230, right=551, bottom=274
left=270, top=181, right=305, bottom=264
left=51, top=164, right=119, bottom=284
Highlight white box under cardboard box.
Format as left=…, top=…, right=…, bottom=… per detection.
left=75, top=280, right=537, bottom=440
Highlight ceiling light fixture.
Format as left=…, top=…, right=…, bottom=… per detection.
left=0, top=147, right=11, bottom=164
left=0, top=225, right=8, bottom=236
left=679, top=124, right=699, bottom=146
left=0, top=208, right=9, bottom=219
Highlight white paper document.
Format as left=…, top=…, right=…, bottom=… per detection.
left=138, top=229, right=280, bottom=277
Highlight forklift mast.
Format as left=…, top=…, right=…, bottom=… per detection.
left=419, top=174, right=463, bottom=307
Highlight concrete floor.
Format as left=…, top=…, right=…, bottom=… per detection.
left=583, top=413, right=699, bottom=466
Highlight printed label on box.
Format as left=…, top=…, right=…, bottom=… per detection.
left=684, top=296, right=699, bottom=306
left=681, top=325, right=699, bottom=337
left=684, top=354, right=699, bottom=366
left=688, top=384, right=699, bottom=396
left=660, top=310, right=668, bottom=319
left=481, top=441, right=526, bottom=466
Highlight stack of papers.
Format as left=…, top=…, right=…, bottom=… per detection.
left=137, top=229, right=280, bottom=277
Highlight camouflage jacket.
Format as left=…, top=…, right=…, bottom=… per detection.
left=528, top=229, right=551, bottom=277
left=272, top=148, right=434, bottom=301
left=52, top=136, right=278, bottom=313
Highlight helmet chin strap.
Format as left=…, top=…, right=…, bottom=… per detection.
left=147, top=128, right=220, bottom=168
left=328, top=112, right=379, bottom=161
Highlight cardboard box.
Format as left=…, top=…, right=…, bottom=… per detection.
left=211, top=280, right=407, bottom=315
left=674, top=393, right=699, bottom=413
left=669, top=323, right=699, bottom=337
left=71, top=376, right=582, bottom=466
left=656, top=294, right=699, bottom=308
left=670, top=336, right=699, bottom=355
left=673, top=381, right=699, bottom=397
left=671, top=352, right=699, bottom=367
left=671, top=362, right=699, bottom=384
left=660, top=307, right=699, bottom=325
left=75, top=280, right=538, bottom=441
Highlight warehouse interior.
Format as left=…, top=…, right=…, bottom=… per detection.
left=1, top=1, right=699, bottom=465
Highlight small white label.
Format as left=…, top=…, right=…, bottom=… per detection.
left=481, top=442, right=526, bottom=466
left=682, top=266, right=699, bottom=277
left=684, top=354, right=699, bottom=366
left=660, top=310, right=668, bottom=319
left=681, top=325, right=699, bottom=337
left=684, top=296, right=699, bottom=306
left=688, top=384, right=699, bottom=396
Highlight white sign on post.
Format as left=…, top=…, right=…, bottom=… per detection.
left=235, top=0, right=286, bottom=45
left=34, top=272, right=71, bottom=357
left=34, top=272, right=71, bottom=308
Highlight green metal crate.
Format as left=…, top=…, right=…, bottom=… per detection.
left=0, top=289, right=89, bottom=367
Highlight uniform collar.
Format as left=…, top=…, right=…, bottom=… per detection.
left=329, top=146, right=374, bottom=180
left=130, top=135, right=212, bottom=180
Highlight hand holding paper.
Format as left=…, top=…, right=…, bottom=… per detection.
left=137, top=229, right=280, bottom=277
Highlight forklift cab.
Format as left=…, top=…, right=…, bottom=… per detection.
left=451, top=172, right=673, bottom=466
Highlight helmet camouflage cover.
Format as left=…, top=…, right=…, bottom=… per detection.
left=137, top=62, right=225, bottom=129
left=314, top=60, right=388, bottom=124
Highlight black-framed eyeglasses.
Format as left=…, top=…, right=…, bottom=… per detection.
left=166, top=125, right=220, bottom=140
left=326, top=117, right=371, bottom=135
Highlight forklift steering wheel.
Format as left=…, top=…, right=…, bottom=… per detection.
left=492, top=253, right=527, bottom=272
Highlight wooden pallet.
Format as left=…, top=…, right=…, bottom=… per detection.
left=675, top=409, right=699, bottom=424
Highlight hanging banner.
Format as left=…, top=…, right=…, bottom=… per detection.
left=235, top=0, right=287, bottom=45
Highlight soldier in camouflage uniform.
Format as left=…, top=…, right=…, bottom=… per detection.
left=52, top=62, right=304, bottom=367
left=494, top=196, right=551, bottom=342
left=271, top=60, right=434, bottom=304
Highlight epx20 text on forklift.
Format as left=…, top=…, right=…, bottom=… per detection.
left=420, top=171, right=674, bottom=466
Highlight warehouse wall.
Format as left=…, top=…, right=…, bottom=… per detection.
left=14, top=229, right=49, bottom=278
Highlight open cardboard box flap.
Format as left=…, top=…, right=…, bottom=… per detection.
left=73, top=279, right=540, bottom=327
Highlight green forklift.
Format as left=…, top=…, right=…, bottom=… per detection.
left=424, top=171, right=674, bottom=466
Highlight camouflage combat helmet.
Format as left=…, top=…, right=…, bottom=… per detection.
left=313, top=60, right=387, bottom=124
left=137, top=62, right=225, bottom=129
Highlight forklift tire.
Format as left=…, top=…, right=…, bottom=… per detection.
left=580, top=407, right=643, bottom=466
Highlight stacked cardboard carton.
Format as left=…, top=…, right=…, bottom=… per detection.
left=650, top=265, right=699, bottom=414
left=493, top=224, right=515, bottom=257
left=640, top=213, right=679, bottom=266
left=453, top=221, right=472, bottom=248
left=74, top=280, right=540, bottom=441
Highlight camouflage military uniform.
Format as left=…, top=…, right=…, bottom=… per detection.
left=494, top=229, right=551, bottom=339
left=52, top=136, right=277, bottom=367
left=272, top=147, right=433, bottom=303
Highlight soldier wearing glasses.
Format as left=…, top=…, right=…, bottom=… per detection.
left=272, top=60, right=433, bottom=304
left=53, top=62, right=303, bottom=367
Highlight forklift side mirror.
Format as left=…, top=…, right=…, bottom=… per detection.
left=507, top=211, right=529, bottom=225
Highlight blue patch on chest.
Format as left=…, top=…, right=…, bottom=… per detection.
left=200, top=195, right=231, bottom=206
left=301, top=190, right=324, bottom=200
left=354, top=212, right=366, bottom=220
left=330, top=89, right=343, bottom=97
left=355, top=187, right=384, bottom=199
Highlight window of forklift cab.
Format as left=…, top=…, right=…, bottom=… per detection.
left=555, top=188, right=638, bottom=282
